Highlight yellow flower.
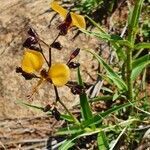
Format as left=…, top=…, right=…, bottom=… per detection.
left=50, top=1, right=86, bottom=29
left=48, top=63, right=70, bottom=86
left=21, top=49, right=44, bottom=73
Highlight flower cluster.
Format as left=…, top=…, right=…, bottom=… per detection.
left=16, top=1, right=86, bottom=98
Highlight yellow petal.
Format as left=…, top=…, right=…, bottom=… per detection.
left=71, top=12, right=86, bottom=29
left=48, top=63, right=70, bottom=87
left=21, top=49, right=44, bottom=73
left=50, top=1, right=67, bottom=18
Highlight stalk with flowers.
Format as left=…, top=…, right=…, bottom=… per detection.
left=16, top=0, right=150, bottom=149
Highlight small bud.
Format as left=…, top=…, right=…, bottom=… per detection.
left=68, top=62, right=80, bottom=69
left=40, top=69, right=48, bottom=79
left=16, top=67, right=23, bottom=73
left=23, top=36, right=38, bottom=48
left=22, top=72, right=36, bottom=80
left=71, top=85, right=85, bottom=95
left=51, top=41, right=63, bottom=50
left=70, top=48, right=80, bottom=60
left=52, top=107, right=61, bottom=121
left=43, top=104, right=52, bottom=112
left=16, top=67, right=36, bottom=80
left=27, top=27, right=38, bottom=37
left=28, top=45, right=41, bottom=52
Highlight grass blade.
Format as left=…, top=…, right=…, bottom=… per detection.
left=77, top=67, right=93, bottom=121
left=109, top=127, right=127, bottom=150
left=86, top=49, right=127, bottom=91
left=97, top=131, right=109, bottom=150
left=134, top=42, right=150, bottom=50
left=82, top=102, right=132, bottom=127
left=131, top=54, right=150, bottom=80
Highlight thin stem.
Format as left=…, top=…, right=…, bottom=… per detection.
left=49, top=47, right=52, bottom=67
left=38, top=43, right=49, bottom=67
left=126, top=48, right=133, bottom=100
left=37, top=37, right=49, bottom=48
left=54, top=86, right=80, bottom=125
left=51, top=33, right=60, bottom=45
left=49, top=33, right=60, bottom=68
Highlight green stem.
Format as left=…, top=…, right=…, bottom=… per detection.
left=126, top=48, right=133, bottom=101
left=126, top=0, right=144, bottom=101
left=54, top=86, right=80, bottom=125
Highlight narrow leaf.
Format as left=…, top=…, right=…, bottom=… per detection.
left=134, top=43, right=150, bottom=50
left=56, top=125, right=83, bottom=136
left=86, top=49, right=127, bottom=91
left=131, top=54, right=150, bottom=80
left=82, top=102, right=132, bottom=127
left=58, top=140, right=75, bottom=150
left=16, top=100, right=44, bottom=111
left=77, top=67, right=93, bottom=121
left=97, top=131, right=109, bottom=150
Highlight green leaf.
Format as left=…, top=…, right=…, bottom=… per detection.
left=131, top=54, right=150, bottom=80
left=80, top=29, right=111, bottom=41
left=16, top=100, right=44, bottom=111
left=107, top=75, right=128, bottom=91
left=134, top=43, right=150, bottom=50
left=77, top=67, right=93, bottom=121
left=60, top=114, right=75, bottom=122
left=97, top=131, right=109, bottom=150
left=114, top=40, right=133, bottom=48
left=86, top=49, right=128, bottom=91
left=111, top=42, right=126, bottom=61
left=85, top=15, right=106, bottom=34
left=80, top=25, right=127, bottom=60
left=58, top=140, right=75, bottom=150
left=58, top=119, right=137, bottom=150
left=128, top=0, right=144, bottom=30
left=56, top=125, right=83, bottom=136
left=82, top=102, right=132, bottom=127
left=89, top=96, right=113, bottom=102
left=127, top=0, right=144, bottom=43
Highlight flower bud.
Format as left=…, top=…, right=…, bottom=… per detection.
left=52, top=107, right=61, bottom=121
left=68, top=62, right=80, bottom=69
left=51, top=41, right=63, bottom=50
left=71, top=85, right=85, bottom=95
left=69, top=48, right=80, bottom=60
left=16, top=67, right=36, bottom=80
left=43, top=104, right=52, bottom=112
left=23, top=36, right=38, bottom=48
left=27, top=27, right=38, bottom=37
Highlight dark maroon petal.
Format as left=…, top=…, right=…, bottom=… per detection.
left=27, top=27, right=38, bottom=37
left=52, top=107, right=61, bottom=121
left=71, top=85, right=85, bottom=95
left=23, top=36, right=38, bottom=48
left=70, top=48, right=80, bottom=60
left=16, top=67, right=23, bottom=73
left=68, top=62, right=80, bottom=69
left=43, top=104, right=52, bottom=112
left=51, top=41, right=63, bottom=50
